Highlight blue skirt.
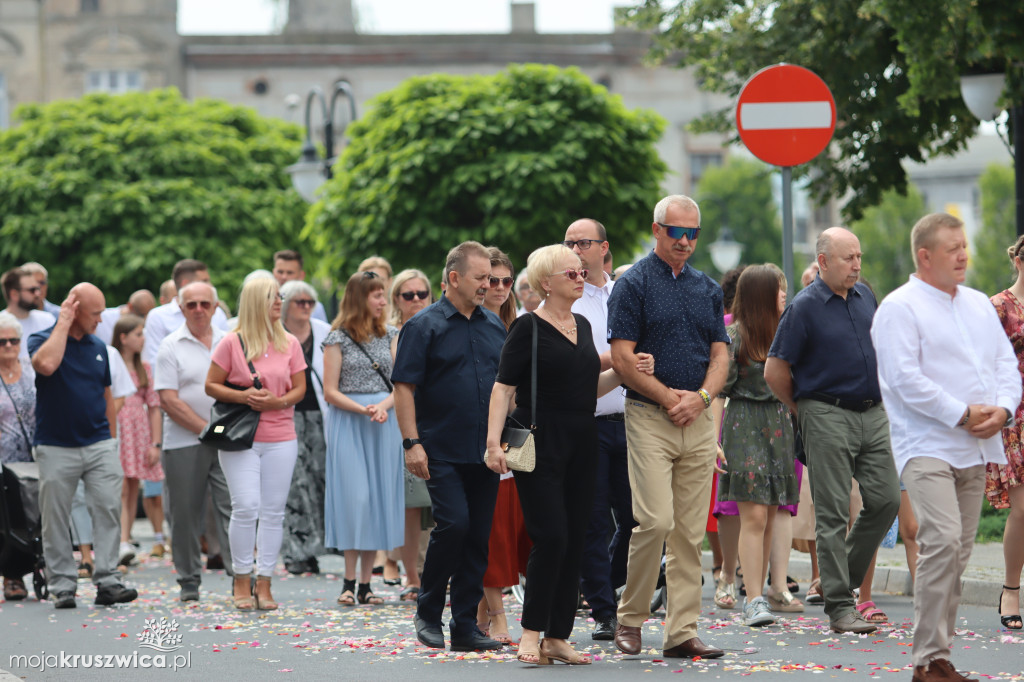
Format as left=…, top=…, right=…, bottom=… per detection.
left=323, top=391, right=404, bottom=551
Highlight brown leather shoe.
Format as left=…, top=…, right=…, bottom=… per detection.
left=663, top=637, right=724, bottom=659
left=613, top=624, right=642, bottom=655
left=911, top=659, right=977, bottom=682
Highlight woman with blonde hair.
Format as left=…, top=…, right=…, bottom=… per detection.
left=206, top=277, right=306, bottom=611
left=323, top=271, right=404, bottom=606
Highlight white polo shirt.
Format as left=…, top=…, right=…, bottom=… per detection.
left=153, top=323, right=226, bottom=450
left=143, top=300, right=228, bottom=366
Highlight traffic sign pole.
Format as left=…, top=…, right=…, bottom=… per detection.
left=782, top=167, right=794, bottom=300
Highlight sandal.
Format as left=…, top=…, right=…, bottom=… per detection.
left=254, top=575, right=278, bottom=611
left=3, top=577, right=28, bottom=601
left=517, top=640, right=548, bottom=665
left=399, top=585, right=420, bottom=602
left=805, top=577, right=824, bottom=604
left=383, top=559, right=401, bottom=586
left=999, top=585, right=1022, bottom=630
left=77, top=562, right=93, bottom=579
left=539, top=639, right=591, bottom=665
left=487, top=608, right=512, bottom=645
left=232, top=573, right=255, bottom=611
left=714, top=577, right=737, bottom=609
left=337, top=578, right=356, bottom=606
left=736, top=567, right=746, bottom=596
left=357, top=582, right=383, bottom=605
left=855, top=600, right=887, bottom=623
left=766, top=586, right=805, bottom=612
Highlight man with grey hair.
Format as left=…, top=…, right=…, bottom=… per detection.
left=872, top=213, right=1019, bottom=682
left=607, top=195, right=729, bottom=659
left=153, top=281, right=233, bottom=602
left=515, top=270, right=541, bottom=316
left=19, top=262, right=61, bottom=317
left=765, top=227, right=900, bottom=634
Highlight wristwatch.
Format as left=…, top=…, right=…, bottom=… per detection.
left=1005, top=408, right=1015, bottom=428
left=402, top=438, right=422, bottom=450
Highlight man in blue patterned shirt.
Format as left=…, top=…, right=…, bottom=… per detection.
left=607, top=194, right=730, bottom=660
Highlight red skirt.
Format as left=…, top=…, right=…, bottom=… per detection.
left=483, top=477, right=532, bottom=588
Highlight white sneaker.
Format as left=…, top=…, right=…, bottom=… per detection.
left=743, top=596, right=776, bottom=627
left=118, top=542, right=136, bottom=567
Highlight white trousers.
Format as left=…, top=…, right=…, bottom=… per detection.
left=219, top=440, right=298, bottom=576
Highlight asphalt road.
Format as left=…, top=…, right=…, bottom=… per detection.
left=2, top=553, right=1023, bottom=682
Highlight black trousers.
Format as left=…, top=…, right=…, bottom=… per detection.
left=579, top=418, right=636, bottom=620
left=514, top=412, right=597, bottom=638
left=417, top=459, right=498, bottom=637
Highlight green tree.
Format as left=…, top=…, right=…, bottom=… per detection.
left=0, top=89, right=307, bottom=304
left=848, top=186, right=926, bottom=299
left=969, top=163, right=1016, bottom=296
left=692, top=157, right=780, bottom=278
left=624, top=0, right=1024, bottom=220
left=303, top=64, right=667, bottom=284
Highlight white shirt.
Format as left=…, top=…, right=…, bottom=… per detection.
left=17, top=309, right=56, bottom=358
left=570, top=273, right=625, bottom=416
left=143, top=300, right=228, bottom=366
left=153, top=323, right=226, bottom=450
left=871, top=275, right=1021, bottom=475
left=95, top=306, right=125, bottom=346
left=106, top=345, right=137, bottom=400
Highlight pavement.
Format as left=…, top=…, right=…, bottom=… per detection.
left=0, top=522, right=1021, bottom=681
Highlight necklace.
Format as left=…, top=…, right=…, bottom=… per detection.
left=1, top=363, right=17, bottom=380
left=544, top=310, right=576, bottom=335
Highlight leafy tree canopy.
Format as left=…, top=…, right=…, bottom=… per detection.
left=848, top=185, right=926, bottom=299
left=303, top=64, right=667, bottom=285
left=0, top=88, right=307, bottom=305
left=969, top=163, right=1017, bottom=296
left=624, top=0, right=1023, bottom=220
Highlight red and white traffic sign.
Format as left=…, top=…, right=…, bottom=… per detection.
left=736, top=64, right=836, bottom=167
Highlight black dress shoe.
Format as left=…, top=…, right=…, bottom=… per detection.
left=663, top=636, right=724, bottom=659
left=592, top=617, right=617, bottom=641
left=53, top=591, right=77, bottom=609
left=95, top=583, right=139, bottom=606
left=206, top=554, right=225, bottom=570
left=414, top=615, right=445, bottom=649
left=180, top=584, right=200, bottom=602
left=450, top=629, right=503, bottom=652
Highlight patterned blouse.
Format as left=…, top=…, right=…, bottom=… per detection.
left=1, top=357, right=36, bottom=463
left=323, top=326, right=399, bottom=394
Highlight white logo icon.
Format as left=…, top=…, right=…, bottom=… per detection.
left=137, top=617, right=184, bottom=652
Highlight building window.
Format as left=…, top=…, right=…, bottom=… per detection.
left=689, top=152, right=723, bottom=193
left=81, top=0, right=99, bottom=12
left=85, top=70, right=143, bottom=94
left=0, top=72, right=7, bottom=129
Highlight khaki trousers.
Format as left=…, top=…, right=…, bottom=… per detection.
left=902, top=457, right=985, bottom=668
left=617, top=398, right=716, bottom=649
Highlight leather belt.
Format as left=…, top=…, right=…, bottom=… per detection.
left=805, top=392, right=881, bottom=413
left=596, top=413, right=625, bottom=422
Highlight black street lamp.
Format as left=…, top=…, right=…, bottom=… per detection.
left=286, top=81, right=357, bottom=203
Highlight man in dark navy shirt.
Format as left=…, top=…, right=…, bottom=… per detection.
left=765, top=227, right=900, bottom=634
left=29, top=283, right=139, bottom=609
left=607, top=195, right=730, bottom=660
left=393, top=241, right=506, bottom=653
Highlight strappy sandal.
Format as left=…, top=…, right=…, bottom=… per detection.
left=232, top=573, right=255, bottom=611
left=712, top=564, right=723, bottom=582
left=539, top=639, right=591, bottom=665
left=999, top=585, right=1022, bottom=630
left=855, top=600, right=887, bottom=623
left=487, top=608, right=512, bottom=644
left=337, top=578, right=356, bottom=606
left=805, top=577, right=824, bottom=604
left=714, top=577, right=737, bottom=609
left=254, top=576, right=278, bottom=611
left=357, top=582, right=383, bottom=605
left=517, top=640, right=548, bottom=665
left=766, top=586, right=805, bottom=612
left=399, top=585, right=419, bottom=601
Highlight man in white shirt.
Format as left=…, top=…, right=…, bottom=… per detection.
left=143, top=259, right=228, bottom=366
left=95, top=290, right=156, bottom=345
left=272, top=249, right=328, bottom=323
left=2, top=268, right=56, bottom=358
left=153, top=281, right=233, bottom=603
left=562, top=218, right=636, bottom=641
left=872, top=212, right=1020, bottom=682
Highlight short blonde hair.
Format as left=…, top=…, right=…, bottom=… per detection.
left=235, top=277, right=288, bottom=361
left=526, top=244, right=579, bottom=297
left=911, top=213, right=963, bottom=268
left=389, top=269, right=431, bottom=326
left=358, top=256, right=393, bottom=278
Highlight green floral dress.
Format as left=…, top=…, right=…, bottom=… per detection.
left=718, top=323, right=799, bottom=506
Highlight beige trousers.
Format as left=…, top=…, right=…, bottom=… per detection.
left=901, top=457, right=985, bottom=668
left=617, top=398, right=716, bottom=649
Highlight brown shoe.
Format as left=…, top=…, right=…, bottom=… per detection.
left=613, top=624, right=642, bottom=655
left=663, top=637, right=724, bottom=659
left=911, top=659, right=977, bottom=682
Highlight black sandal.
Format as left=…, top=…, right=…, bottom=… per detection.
left=999, top=585, right=1022, bottom=630
left=357, top=582, right=383, bottom=605
left=337, top=578, right=356, bottom=606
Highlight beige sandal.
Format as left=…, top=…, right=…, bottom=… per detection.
left=714, top=577, right=737, bottom=609
left=766, top=586, right=805, bottom=612
left=254, top=576, right=278, bottom=610
left=233, top=573, right=254, bottom=611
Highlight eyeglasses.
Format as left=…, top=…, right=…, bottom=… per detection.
left=0, top=337, right=21, bottom=346
left=552, top=268, right=588, bottom=281
left=21, top=286, right=41, bottom=294
left=656, top=222, right=701, bottom=241
left=184, top=300, right=213, bottom=310
left=562, top=239, right=603, bottom=251
left=400, top=290, right=430, bottom=301
left=488, top=277, right=513, bottom=288
left=291, top=299, right=316, bottom=307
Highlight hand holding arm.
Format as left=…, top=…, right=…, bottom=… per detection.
left=667, top=342, right=728, bottom=428
left=485, top=382, right=518, bottom=475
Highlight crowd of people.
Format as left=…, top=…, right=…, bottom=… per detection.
left=1, top=196, right=1023, bottom=680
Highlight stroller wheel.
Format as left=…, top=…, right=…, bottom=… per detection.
left=33, top=569, right=47, bottom=601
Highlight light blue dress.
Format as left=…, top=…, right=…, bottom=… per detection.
left=323, top=326, right=404, bottom=551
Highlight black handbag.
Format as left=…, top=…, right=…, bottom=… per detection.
left=199, top=337, right=263, bottom=452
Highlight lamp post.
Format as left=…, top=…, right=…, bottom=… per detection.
left=709, top=227, right=743, bottom=274
left=960, top=71, right=1022, bottom=237
left=286, top=81, right=357, bottom=203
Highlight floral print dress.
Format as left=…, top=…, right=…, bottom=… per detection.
left=986, top=290, right=1024, bottom=509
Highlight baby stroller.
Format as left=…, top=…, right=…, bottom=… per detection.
left=0, top=461, right=47, bottom=600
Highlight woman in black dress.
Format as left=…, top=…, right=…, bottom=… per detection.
left=485, top=244, right=653, bottom=665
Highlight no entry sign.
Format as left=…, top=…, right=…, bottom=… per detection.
left=736, top=64, right=836, bottom=167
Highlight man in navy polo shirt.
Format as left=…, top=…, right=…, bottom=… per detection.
left=765, top=227, right=900, bottom=634
left=608, top=194, right=730, bottom=660
left=393, top=241, right=506, bottom=653
left=29, top=283, right=139, bottom=609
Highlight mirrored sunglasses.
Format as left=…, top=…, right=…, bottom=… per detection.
left=656, top=222, right=701, bottom=241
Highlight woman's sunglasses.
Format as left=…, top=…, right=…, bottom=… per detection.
left=400, top=290, right=430, bottom=301
left=489, top=277, right=513, bottom=288
left=552, top=268, right=588, bottom=281
left=0, top=337, right=21, bottom=346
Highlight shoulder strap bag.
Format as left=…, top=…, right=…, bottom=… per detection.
left=339, top=329, right=393, bottom=392
left=500, top=313, right=538, bottom=472
left=199, top=336, right=263, bottom=452
left=1, top=375, right=32, bottom=452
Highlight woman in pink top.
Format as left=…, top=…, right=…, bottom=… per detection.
left=206, top=277, right=306, bottom=611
